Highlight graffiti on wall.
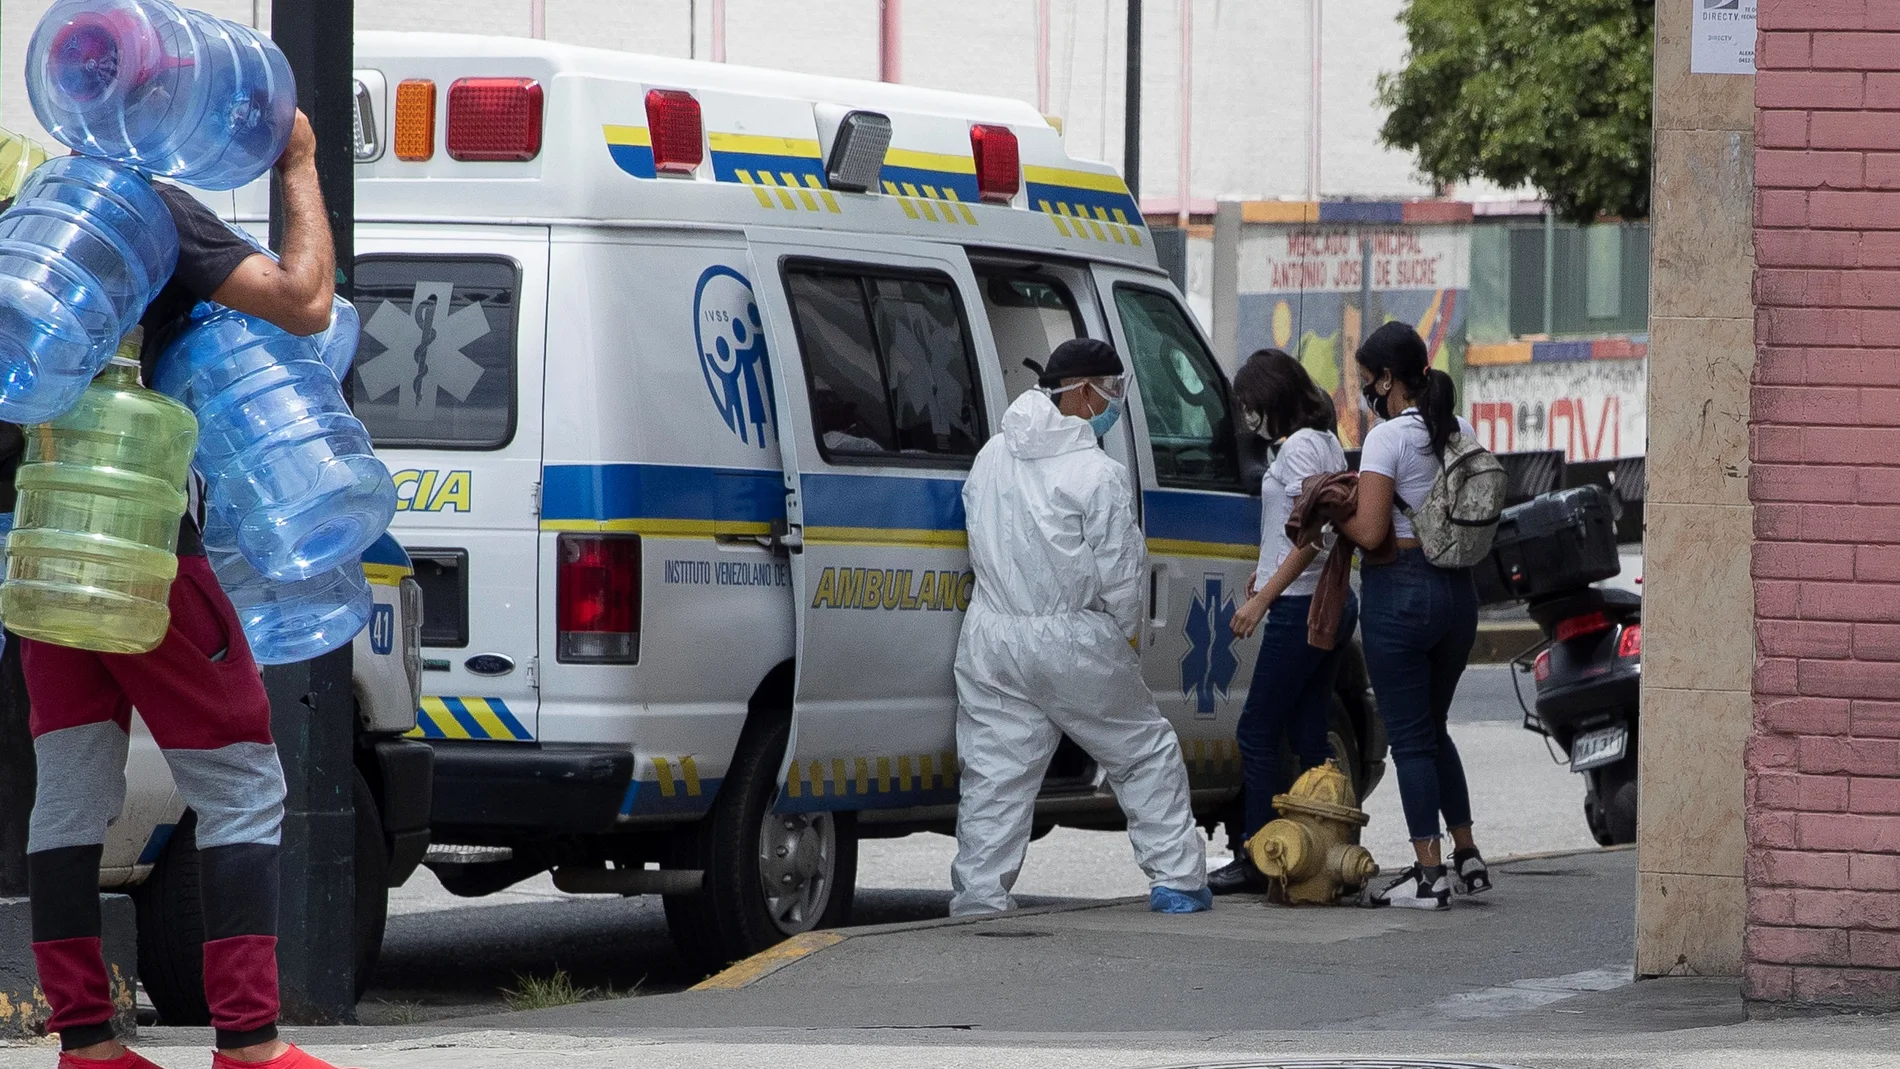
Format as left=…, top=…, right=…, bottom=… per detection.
left=1235, top=226, right=1470, bottom=447
left=1463, top=358, right=1647, bottom=460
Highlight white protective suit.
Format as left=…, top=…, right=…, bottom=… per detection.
left=949, top=390, right=1207, bottom=916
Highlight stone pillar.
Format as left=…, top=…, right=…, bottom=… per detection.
left=1745, top=0, right=1900, bottom=1013
left=1635, top=0, right=1757, bottom=978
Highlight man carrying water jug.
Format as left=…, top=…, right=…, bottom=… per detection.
left=13, top=111, right=353, bottom=1069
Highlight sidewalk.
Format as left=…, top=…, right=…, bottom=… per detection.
left=4, top=848, right=1895, bottom=1068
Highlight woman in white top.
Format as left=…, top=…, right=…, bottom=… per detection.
left=1209, top=349, right=1356, bottom=895
left=1337, top=321, right=1490, bottom=910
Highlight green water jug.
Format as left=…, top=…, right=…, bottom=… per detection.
left=0, top=125, right=50, bottom=201
left=2, top=330, right=198, bottom=653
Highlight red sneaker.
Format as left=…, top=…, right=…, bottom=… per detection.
left=58, top=1049, right=166, bottom=1069
left=211, top=1047, right=358, bottom=1069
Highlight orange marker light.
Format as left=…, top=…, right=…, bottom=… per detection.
left=394, top=79, right=436, bottom=161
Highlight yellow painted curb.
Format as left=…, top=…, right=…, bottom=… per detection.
left=688, top=930, right=847, bottom=991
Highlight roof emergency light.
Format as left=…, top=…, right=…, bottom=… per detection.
left=969, top=123, right=1020, bottom=204
left=392, top=78, right=434, bottom=161
left=645, top=89, right=704, bottom=175
left=818, top=107, right=891, bottom=193
left=446, top=77, right=543, bottom=161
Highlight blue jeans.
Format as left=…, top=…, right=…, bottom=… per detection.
left=1234, top=592, right=1358, bottom=844
left=1361, top=548, right=1478, bottom=843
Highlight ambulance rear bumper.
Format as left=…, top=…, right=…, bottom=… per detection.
left=428, top=742, right=634, bottom=835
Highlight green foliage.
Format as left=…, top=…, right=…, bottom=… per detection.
left=1378, top=0, right=1654, bottom=223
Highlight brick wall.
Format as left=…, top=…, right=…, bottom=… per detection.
left=1749, top=0, right=1900, bottom=1013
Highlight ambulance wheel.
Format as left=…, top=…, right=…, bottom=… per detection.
left=135, top=771, right=391, bottom=1023
left=664, top=715, right=857, bottom=976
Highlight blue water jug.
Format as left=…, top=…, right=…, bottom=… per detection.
left=203, top=513, right=370, bottom=665
left=26, top=0, right=296, bottom=190
left=155, top=306, right=396, bottom=581
left=0, top=155, right=177, bottom=423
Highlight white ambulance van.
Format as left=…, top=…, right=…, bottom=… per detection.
left=333, top=32, right=1384, bottom=973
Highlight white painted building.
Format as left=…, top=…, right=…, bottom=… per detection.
left=1, top=0, right=1455, bottom=208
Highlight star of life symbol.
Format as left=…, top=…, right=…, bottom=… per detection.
left=1181, top=574, right=1239, bottom=716
left=357, top=282, right=491, bottom=422
left=694, top=265, right=775, bottom=447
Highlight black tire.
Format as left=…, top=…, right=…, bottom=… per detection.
left=1594, top=757, right=1639, bottom=846
left=132, top=769, right=391, bottom=1021
left=1326, top=694, right=1365, bottom=805
left=351, top=768, right=391, bottom=999
left=132, top=813, right=211, bottom=1026
left=664, top=715, right=858, bottom=976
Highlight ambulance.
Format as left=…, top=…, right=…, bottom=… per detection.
left=330, top=31, right=1385, bottom=973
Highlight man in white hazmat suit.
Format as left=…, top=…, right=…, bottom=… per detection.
left=950, top=337, right=1212, bottom=916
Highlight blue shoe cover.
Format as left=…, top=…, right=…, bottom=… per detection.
left=1149, top=885, right=1213, bottom=913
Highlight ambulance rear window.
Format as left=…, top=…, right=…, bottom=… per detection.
left=784, top=262, right=986, bottom=464
left=349, top=256, right=520, bottom=450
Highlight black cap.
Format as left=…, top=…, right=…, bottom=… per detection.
left=1038, top=337, right=1124, bottom=388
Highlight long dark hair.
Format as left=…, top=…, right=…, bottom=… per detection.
left=1232, top=348, right=1336, bottom=441
left=1355, top=321, right=1456, bottom=457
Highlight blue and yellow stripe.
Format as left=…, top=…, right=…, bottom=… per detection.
left=409, top=696, right=534, bottom=741
left=360, top=532, right=413, bottom=588
left=603, top=124, right=656, bottom=178
left=1026, top=164, right=1145, bottom=245
left=1142, top=489, right=1258, bottom=561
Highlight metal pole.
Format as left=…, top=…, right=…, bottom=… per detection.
left=880, top=0, right=902, bottom=82
left=1358, top=238, right=1372, bottom=442
left=1176, top=0, right=1191, bottom=229
left=1124, top=0, right=1142, bottom=202
left=1036, top=0, right=1051, bottom=114
left=1308, top=0, right=1321, bottom=199
left=530, top=0, right=545, bottom=38
left=711, top=0, right=726, bottom=62
left=268, top=0, right=358, bottom=1025
left=1543, top=207, right=1556, bottom=335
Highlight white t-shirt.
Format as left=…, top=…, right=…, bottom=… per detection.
left=1358, top=409, right=1478, bottom=540
left=1255, top=427, right=1349, bottom=598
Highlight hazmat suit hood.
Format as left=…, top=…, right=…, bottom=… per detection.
left=1002, top=387, right=1100, bottom=461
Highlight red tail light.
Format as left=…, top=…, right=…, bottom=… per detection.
left=1618, top=623, right=1642, bottom=659
left=1533, top=649, right=1551, bottom=682
left=645, top=89, right=704, bottom=174
left=970, top=123, right=1020, bottom=203
left=1555, top=611, right=1612, bottom=643
left=557, top=534, right=640, bottom=663
left=446, top=77, right=543, bottom=161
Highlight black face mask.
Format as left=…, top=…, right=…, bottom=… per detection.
left=1361, top=380, right=1389, bottom=420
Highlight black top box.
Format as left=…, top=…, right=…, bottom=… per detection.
left=1474, top=484, right=1622, bottom=605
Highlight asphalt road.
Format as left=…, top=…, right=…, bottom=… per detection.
left=364, top=664, right=1597, bottom=1021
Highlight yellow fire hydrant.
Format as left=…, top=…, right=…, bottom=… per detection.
left=1245, top=759, right=1379, bottom=904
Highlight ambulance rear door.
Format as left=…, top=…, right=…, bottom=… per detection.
left=743, top=228, right=1005, bottom=812
left=351, top=225, right=548, bottom=744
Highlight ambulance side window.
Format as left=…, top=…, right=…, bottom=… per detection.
left=784, top=263, right=986, bottom=465
left=1114, top=284, right=1240, bottom=490
left=976, top=271, right=1083, bottom=402
left=349, top=256, right=520, bottom=450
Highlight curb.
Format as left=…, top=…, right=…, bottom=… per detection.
left=687, top=896, right=1135, bottom=992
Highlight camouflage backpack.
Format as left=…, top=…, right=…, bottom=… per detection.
left=1398, top=432, right=1507, bottom=569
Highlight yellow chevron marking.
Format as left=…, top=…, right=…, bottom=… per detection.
left=785, top=172, right=820, bottom=211
left=832, top=758, right=848, bottom=795
left=876, top=756, right=892, bottom=793
left=885, top=181, right=921, bottom=219
left=785, top=763, right=803, bottom=797
left=941, top=751, right=958, bottom=784
left=855, top=758, right=870, bottom=795
left=1040, top=199, right=1071, bottom=236
left=897, top=755, right=914, bottom=792
left=681, top=756, right=702, bottom=797
left=759, top=171, right=799, bottom=210
left=1093, top=206, right=1126, bottom=243
left=422, top=698, right=473, bottom=740
left=919, top=753, right=936, bottom=789
left=942, top=188, right=979, bottom=224
left=809, top=760, right=826, bottom=797
left=735, top=170, right=777, bottom=208
left=901, top=183, right=941, bottom=221
left=654, top=756, right=677, bottom=797
left=803, top=174, right=841, bottom=212
left=461, top=697, right=513, bottom=740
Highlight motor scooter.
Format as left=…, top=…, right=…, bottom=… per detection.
left=1518, top=583, right=1641, bottom=845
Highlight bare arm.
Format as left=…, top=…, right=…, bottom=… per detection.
left=1339, top=470, right=1396, bottom=548
left=1230, top=543, right=1320, bottom=639
left=208, top=111, right=335, bottom=335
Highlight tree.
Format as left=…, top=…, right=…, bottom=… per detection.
left=1377, top=0, right=1654, bottom=223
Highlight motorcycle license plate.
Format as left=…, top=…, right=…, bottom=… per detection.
left=1570, top=725, right=1628, bottom=772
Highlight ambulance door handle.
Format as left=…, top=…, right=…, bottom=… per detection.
left=1148, top=564, right=1168, bottom=627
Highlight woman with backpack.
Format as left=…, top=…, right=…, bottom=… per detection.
left=1338, top=321, right=1496, bottom=909
left=1210, top=349, right=1357, bottom=895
